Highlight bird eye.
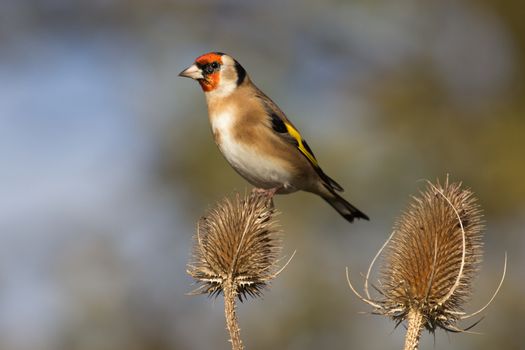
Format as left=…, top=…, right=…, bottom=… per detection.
left=203, top=62, right=220, bottom=75
left=204, top=64, right=214, bottom=74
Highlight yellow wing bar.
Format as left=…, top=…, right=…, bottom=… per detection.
left=284, top=122, right=319, bottom=167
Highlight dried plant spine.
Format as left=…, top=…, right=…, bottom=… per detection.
left=404, top=309, right=423, bottom=350
left=347, top=178, right=506, bottom=350
left=188, top=192, right=290, bottom=350
left=224, top=276, right=242, bottom=350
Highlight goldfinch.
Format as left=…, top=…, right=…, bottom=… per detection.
left=179, top=52, right=369, bottom=223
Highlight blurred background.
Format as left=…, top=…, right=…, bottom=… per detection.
left=1, top=0, right=524, bottom=349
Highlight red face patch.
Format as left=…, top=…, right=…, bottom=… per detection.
left=195, top=52, right=224, bottom=92
left=195, top=52, right=224, bottom=66
left=197, top=72, right=219, bottom=91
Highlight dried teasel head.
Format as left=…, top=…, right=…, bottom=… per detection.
left=380, top=179, right=484, bottom=331
left=347, top=178, right=506, bottom=349
left=187, top=192, right=286, bottom=300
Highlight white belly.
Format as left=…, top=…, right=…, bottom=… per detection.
left=211, top=110, right=294, bottom=190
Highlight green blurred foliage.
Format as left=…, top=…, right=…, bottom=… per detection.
left=1, top=0, right=524, bottom=349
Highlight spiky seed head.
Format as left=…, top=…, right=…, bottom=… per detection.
left=379, top=179, right=484, bottom=332
left=187, top=192, right=282, bottom=300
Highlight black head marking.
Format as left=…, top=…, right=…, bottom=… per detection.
left=234, top=60, right=246, bottom=86
left=197, top=61, right=221, bottom=75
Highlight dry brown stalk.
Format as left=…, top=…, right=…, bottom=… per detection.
left=347, top=178, right=506, bottom=350
left=404, top=309, right=423, bottom=350
left=224, top=276, right=243, bottom=350
left=187, top=192, right=292, bottom=350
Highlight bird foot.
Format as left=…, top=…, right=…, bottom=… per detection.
left=252, top=187, right=279, bottom=198
left=251, top=188, right=280, bottom=209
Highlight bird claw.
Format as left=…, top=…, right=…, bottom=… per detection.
left=251, top=187, right=280, bottom=208
left=251, top=187, right=279, bottom=197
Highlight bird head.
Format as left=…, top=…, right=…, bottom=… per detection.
left=179, top=52, right=247, bottom=95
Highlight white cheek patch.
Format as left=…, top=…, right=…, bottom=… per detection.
left=211, top=110, right=292, bottom=189
left=208, top=81, right=235, bottom=98
left=205, top=65, right=237, bottom=98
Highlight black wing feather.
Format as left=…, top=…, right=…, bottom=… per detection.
left=263, top=94, right=344, bottom=192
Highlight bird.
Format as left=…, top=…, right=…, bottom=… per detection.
left=179, top=52, right=369, bottom=223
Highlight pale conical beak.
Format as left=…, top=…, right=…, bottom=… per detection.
left=179, top=64, right=204, bottom=79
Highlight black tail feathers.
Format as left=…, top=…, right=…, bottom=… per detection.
left=322, top=191, right=369, bottom=223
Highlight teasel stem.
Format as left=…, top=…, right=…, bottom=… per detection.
left=188, top=191, right=294, bottom=350
left=404, top=309, right=424, bottom=350
left=224, top=276, right=243, bottom=350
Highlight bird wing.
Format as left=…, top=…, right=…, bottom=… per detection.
left=259, top=94, right=344, bottom=192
